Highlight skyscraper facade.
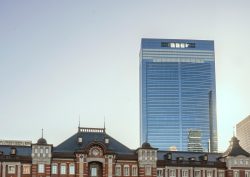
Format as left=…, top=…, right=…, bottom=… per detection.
left=236, top=115, right=250, bottom=153
left=140, top=38, right=217, bottom=152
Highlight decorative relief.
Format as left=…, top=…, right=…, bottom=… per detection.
left=89, top=146, right=103, bottom=157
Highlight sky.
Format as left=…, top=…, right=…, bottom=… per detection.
left=1, top=0, right=250, bottom=152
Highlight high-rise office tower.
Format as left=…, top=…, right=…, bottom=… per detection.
left=187, top=129, right=203, bottom=152
left=236, top=115, right=250, bottom=153
left=140, top=38, right=217, bottom=152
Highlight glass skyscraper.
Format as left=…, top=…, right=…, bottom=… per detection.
left=140, top=38, right=217, bottom=152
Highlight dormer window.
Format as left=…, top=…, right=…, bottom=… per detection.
left=177, top=157, right=183, bottom=161
left=105, top=138, right=109, bottom=144
left=78, top=137, right=83, bottom=143
left=11, top=147, right=16, bottom=155
left=189, top=157, right=196, bottom=161
left=204, top=154, right=208, bottom=161
left=166, top=153, right=172, bottom=160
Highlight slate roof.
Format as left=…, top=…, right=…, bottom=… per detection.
left=37, top=137, right=47, bottom=145
left=157, top=150, right=222, bottom=161
left=54, top=128, right=134, bottom=155
left=0, top=145, right=31, bottom=156
left=223, top=136, right=250, bottom=157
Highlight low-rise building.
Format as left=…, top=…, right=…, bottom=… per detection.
left=0, top=127, right=249, bottom=177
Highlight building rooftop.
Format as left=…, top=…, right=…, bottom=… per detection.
left=223, top=136, right=250, bottom=157
left=54, top=127, right=134, bottom=155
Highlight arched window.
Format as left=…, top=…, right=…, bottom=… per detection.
left=115, top=165, right=121, bottom=176
left=69, top=164, right=75, bottom=174
left=132, top=165, right=137, bottom=176
left=124, top=165, right=130, bottom=176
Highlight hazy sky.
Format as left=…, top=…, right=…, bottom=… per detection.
left=1, top=0, right=250, bottom=152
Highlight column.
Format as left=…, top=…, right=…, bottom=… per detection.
left=17, top=164, right=21, bottom=177
left=108, top=156, right=112, bottom=177
left=2, top=163, right=6, bottom=177
left=79, top=154, right=84, bottom=177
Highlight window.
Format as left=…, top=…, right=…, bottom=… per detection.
left=132, top=166, right=137, bottom=176
left=169, top=169, right=176, bottom=177
left=115, top=165, right=121, bottom=176
left=157, top=169, right=163, bottom=177
left=40, top=148, right=43, bottom=153
left=182, top=170, right=188, bottom=177
left=45, top=148, right=49, bottom=154
left=60, top=164, right=67, bottom=174
left=218, top=171, right=225, bottom=177
left=38, top=164, right=45, bottom=173
left=124, top=165, right=130, bottom=176
left=8, top=165, right=16, bottom=174
left=234, top=171, right=239, bottom=177
left=23, top=165, right=30, bottom=174
left=34, top=149, right=38, bottom=153
left=51, top=164, right=58, bottom=174
left=234, top=160, right=238, bottom=165
left=207, top=171, right=213, bottom=177
left=91, top=167, right=97, bottom=176
left=246, top=171, right=250, bottom=177
left=195, top=171, right=201, bottom=177
left=240, top=160, right=244, bottom=165
left=69, top=164, right=75, bottom=175
left=170, top=43, right=175, bottom=48
left=11, top=148, right=16, bottom=155
left=165, top=169, right=168, bottom=177
left=145, top=166, right=152, bottom=176
left=142, top=151, right=145, bottom=160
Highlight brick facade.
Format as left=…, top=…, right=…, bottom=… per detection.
left=1, top=127, right=250, bottom=177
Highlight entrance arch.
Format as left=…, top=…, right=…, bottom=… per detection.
left=89, top=161, right=103, bottom=177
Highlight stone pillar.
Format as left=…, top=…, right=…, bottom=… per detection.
left=108, top=156, right=112, bottom=177
left=17, top=164, right=21, bottom=177
left=2, top=163, right=6, bottom=177
left=79, top=154, right=84, bottom=177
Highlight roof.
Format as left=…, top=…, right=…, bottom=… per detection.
left=223, top=136, right=250, bottom=157
left=140, top=142, right=158, bottom=149
left=0, top=145, right=31, bottom=156
left=157, top=150, right=222, bottom=161
left=37, top=137, right=47, bottom=145
left=54, top=127, right=134, bottom=155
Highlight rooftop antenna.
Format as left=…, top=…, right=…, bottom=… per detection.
left=78, top=115, right=81, bottom=128
left=233, top=126, right=236, bottom=137
left=104, top=116, right=106, bottom=133
left=41, top=128, right=44, bottom=138
left=104, top=116, right=106, bottom=129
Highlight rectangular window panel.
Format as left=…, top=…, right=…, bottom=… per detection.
left=182, top=170, right=188, bottom=177
left=91, top=168, right=97, bottom=176
left=51, top=164, right=58, bottom=174
left=124, top=166, right=129, bottom=176
left=145, top=166, right=152, bottom=176
left=115, top=166, right=121, bottom=176
left=8, top=165, right=16, bottom=174
left=61, top=164, right=66, bottom=174
left=38, top=164, right=45, bottom=173
left=69, top=164, right=75, bottom=174
left=132, top=166, right=137, bottom=176
left=23, top=165, right=30, bottom=174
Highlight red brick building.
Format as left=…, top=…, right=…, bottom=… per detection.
left=0, top=127, right=249, bottom=177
